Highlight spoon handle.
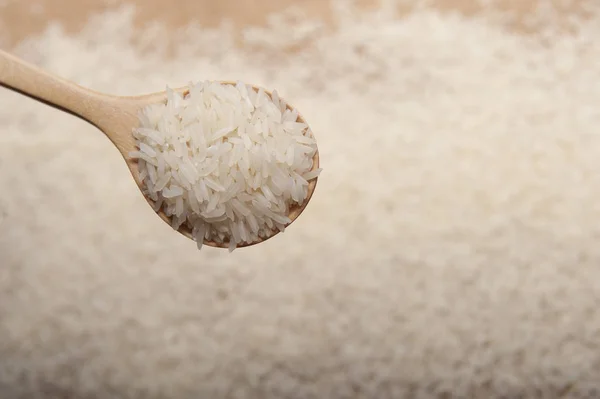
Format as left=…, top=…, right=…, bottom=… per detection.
left=0, top=49, right=110, bottom=126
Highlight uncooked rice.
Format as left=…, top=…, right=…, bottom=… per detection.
left=130, top=81, right=320, bottom=250
left=3, top=0, right=600, bottom=398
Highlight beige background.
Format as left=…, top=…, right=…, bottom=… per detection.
left=1, top=0, right=584, bottom=46
left=2, top=1, right=600, bottom=399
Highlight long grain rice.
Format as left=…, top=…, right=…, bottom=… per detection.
left=130, top=82, right=320, bottom=250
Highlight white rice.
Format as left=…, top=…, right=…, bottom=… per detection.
left=130, top=81, right=320, bottom=251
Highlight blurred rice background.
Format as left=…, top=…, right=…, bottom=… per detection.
left=2, top=0, right=600, bottom=398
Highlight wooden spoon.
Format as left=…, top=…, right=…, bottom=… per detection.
left=0, top=49, right=319, bottom=248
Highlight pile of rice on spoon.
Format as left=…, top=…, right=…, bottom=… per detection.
left=130, top=81, right=321, bottom=251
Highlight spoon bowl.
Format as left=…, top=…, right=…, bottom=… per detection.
left=132, top=85, right=320, bottom=248
left=0, top=50, right=319, bottom=248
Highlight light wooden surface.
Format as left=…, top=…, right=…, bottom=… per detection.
left=0, top=0, right=585, bottom=47
left=0, top=48, right=141, bottom=160
left=0, top=49, right=319, bottom=248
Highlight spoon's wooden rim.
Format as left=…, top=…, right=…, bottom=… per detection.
left=132, top=82, right=319, bottom=249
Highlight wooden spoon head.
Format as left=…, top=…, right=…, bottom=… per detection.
left=104, top=82, right=319, bottom=249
